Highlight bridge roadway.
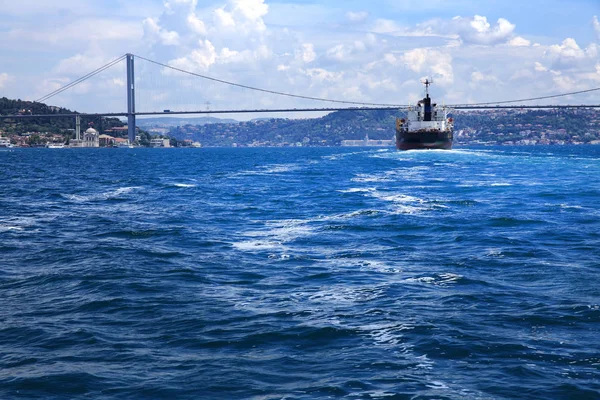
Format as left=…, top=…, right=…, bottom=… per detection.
left=1, top=104, right=600, bottom=120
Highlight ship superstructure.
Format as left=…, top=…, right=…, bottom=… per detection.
left=396, top=79, right=453, bottom=150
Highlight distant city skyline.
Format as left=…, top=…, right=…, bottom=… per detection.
left=1, top=0, right=599, bottom=117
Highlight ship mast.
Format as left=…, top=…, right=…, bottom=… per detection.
left=422, top=77, right=433, bottom=98
left=420, top=78, right=434, bottom=122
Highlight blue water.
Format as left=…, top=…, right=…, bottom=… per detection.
left=1, top=146, right=599, bottom=399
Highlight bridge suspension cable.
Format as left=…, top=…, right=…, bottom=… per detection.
left=32, top=53, right=600, bottom=111
left=133, top=54, right=405, bottom=108
left=134, top=54, right=600, bottom=109
left=35, top=54, right=127, bottom=104
left=450, top=86, right=600, bottom=107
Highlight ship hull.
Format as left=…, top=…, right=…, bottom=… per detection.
left=396, top=129, right=453, bottom=150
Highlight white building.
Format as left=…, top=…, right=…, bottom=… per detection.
left=150, top=138, right=171, bottom=148
left=83, top=127, right=99, bottom=147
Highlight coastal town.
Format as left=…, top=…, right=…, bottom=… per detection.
left=1, top=96, right=599, bottom=148
left=0, top=128, right=202, bottom=148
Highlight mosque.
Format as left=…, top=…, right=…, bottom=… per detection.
left=70, top=123, right=99, bottom=148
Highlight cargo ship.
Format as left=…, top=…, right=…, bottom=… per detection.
left=396, top=79, right=453, bottom=150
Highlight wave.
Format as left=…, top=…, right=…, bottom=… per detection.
left=351, top=166, right=431, bottom=183
left=370, top=148, right=499, bottom=160
left=322, top=150, right=374, bottom=160
left=404, top=272, right=463, bottom=286
left=172, top=183, right=197, bottom=188
left=232, top=218, right=318, bottom=253
left=232, top=163, right=302, bottom=177
left=351, top=173, right=393, bottom=183
left=367, top=190, right=434, bottom=214
left=61, top=186, right=143, bottom=202
left=306, top=284, right=387, bottom=306
left=0, top=215, right=57, bottom=233
left=232, top=206, right=395, bottom=254
left=337, top=187, right=376, bottom=194
left=0, top=225, right=24, bottom=233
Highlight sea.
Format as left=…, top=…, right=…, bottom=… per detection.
left=1, top=146, right=599, bottom=399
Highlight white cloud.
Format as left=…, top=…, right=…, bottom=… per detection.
left=406, top=15, right=517, bottom=45
left=508, top=36, right=530, bottom=47
left=452, top=15, right=515, bottom=45
left=534, top=62, right=548, bottom=72
left=383, top=53, right=397, bottom=65
left=170, top=39, right=217, bottom=71
left=143, top=17, right=180, bottom=45
left=160, top=0, right=207, bottom=38
left=594, top=16, right=600, bottom=42
left=371, top=19, right=403, bottom=35
left=34, top=77, right=93, bottom=102
left=401, top=48, right=454, bottom=86
left=552, top=74, right=577, bottom=91
left=5, top=2, right=600, bottom=113
left=54, top=52, right=122, bottom=75
left=214, top=0, right=268, bottom=33
left=325, top=39, right=371, bottom=62
left=164, top=0, right=198, bottom=13
left=214, top=7, right=236, bottom=29
left=346, top=11, right=369, bottom=23
left=8, top=18, right=142, bottom=45
left=0, top=73, right=11, bottom=89
left=234, top=0, right=268, bottom=21
left=549, top=38, right=585, bottom=58
left=302, top=68, right=343, bottom=83
left=188, top=13, right=207, bottom=35
left=298, top=43, right=316, bottom=63
left=219, top=47, right=240, bottom=63
left=510, top=68, right=534, bottom=81
left=1, top=1, right=101, bottom=17
left=546, top=38, right=599, bottom=70
left=470, top=71, right=499, bottom=88
left=111, top=78, right=125, bottom=88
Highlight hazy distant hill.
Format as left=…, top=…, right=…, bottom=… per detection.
left=168, top=109, right=399, bottom=147
left=137, top=116, right=238, bottom=128
left=168, top=108, right=600, bottom=147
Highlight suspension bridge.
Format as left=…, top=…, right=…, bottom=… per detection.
left=3, top=53, right=600, bottom=144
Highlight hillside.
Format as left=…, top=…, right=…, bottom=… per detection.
left=2, top=96, right=599, bottom=147
left=168, top=108, right=600, bottom=146
left=137, top=116, right=238, bottom=128
left=0, top=98, right=125, bottom=135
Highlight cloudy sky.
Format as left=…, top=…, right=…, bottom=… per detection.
left=1, top=0, right=599, bottom=116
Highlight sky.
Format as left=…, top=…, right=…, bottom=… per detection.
left=1, top=0, right=599, bottom=117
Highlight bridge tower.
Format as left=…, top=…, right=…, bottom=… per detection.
left=126, top=53, right=136, bottom=144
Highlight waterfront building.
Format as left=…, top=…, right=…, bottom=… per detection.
left=99, top=134, right=115, bottom=147
left=83, top=127, right=99, bottom=147
left=150, top=138, right=171, bottom=148
left=341, top=134, right=395, bottom=147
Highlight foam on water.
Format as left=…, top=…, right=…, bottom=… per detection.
left=403, top=272, right=463, bottom=286
left=232, top=163, right=302, bottom=177
left=233, top=218, right=318, bottom=253
left=172, top=183, right=197, bottom=188
left=337, top=187, right=377, bottom=193
left=62, top=186, right=143, bottom=202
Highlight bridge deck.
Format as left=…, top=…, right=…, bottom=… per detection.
left=1, top=105, right=599, bottom=119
